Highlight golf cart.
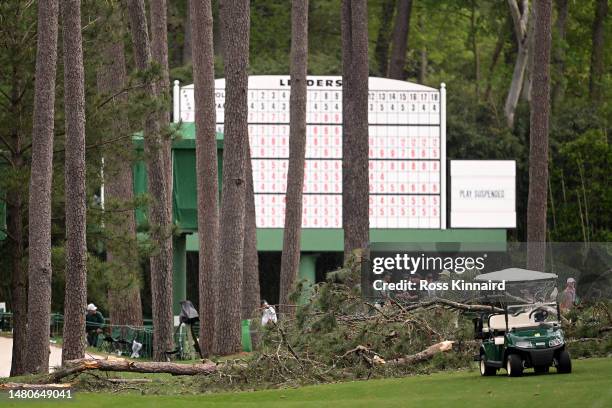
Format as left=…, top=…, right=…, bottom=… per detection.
left=473, top=268, right=572, bottom=377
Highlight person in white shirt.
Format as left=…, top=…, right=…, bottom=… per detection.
left=261, top=300, right=277, bottom=326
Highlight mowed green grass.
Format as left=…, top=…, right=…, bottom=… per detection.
left=4, top=358, right=612, bottom=408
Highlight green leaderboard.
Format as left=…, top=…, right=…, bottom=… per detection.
left=132, top=123, right=507, bottom=315
left=129, top=76, right=511, bottom=314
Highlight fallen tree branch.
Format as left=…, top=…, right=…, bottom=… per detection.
left=0, top=383, right=73, bottom=390
left=387, top=340, right=455, bottom=366
left=403, top=299, right=503, bottom=313
left=107, top=378, right=153, bottom=384
left=47, top=358, right=217, bottom=383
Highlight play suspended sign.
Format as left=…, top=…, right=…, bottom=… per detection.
left=173, top=76, right=447, bottom=230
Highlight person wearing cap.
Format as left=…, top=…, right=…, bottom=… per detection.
left=559, top=278, right=577, bottom=313
left=85, top=303, right=105, bottom=347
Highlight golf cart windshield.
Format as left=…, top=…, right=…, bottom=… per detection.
left=487, top=302, right=560, bottom=332
left=475, top=268, right=559, bottom=305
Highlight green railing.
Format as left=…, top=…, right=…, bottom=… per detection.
left=0, top=312, right=254, bottom=358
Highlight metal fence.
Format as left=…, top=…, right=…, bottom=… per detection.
left=0, top=312, right=257, bottom=359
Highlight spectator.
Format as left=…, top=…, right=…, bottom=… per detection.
left=85, top=303, right=104, bottom=347
left=559, top=278, right=577, bottom=313
left=261, top=300, right=277, bottom=326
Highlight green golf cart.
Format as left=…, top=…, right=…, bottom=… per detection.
left=473, top=268, right=572, bottom=377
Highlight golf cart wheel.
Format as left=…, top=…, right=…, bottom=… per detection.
left=534, top=365, right=549, bottom=374
left=556, top=350, right=572, bottom=374
left=480, top=356, right=496, bottom=376
left=506, top=354, right=523, bottom=377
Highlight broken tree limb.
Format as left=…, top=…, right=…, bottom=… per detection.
left=47, top=358, right=218, bottom=383
left=388, top=340, right=455, bottom=366
left=0, top=383, right=73, bottom=390
left=107, top=378, right=153, bottom=384
left=403, top=299, right=503, bottom=313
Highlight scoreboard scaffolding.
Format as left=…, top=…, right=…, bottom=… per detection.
left=174, top=75, right=447, bottom=230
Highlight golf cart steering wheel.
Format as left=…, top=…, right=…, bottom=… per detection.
left=529, top=307, right=549, bottom=322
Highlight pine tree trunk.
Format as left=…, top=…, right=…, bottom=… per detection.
left=279, top=0, right=309, bottom=316
left=374, top=0, right=396, bottom=77
left=341, top=0, right=370, bottom=259
left=97, top=40, right=143, bottom=329
left=8, top=183, right=26, bottom=376
left=589, top=0, right=608, bottom=102
left=242, top=141, right=260, bottom=320
left=214, top=0, right=250, bottom=356
left=504, top=0, right=529, bottom=128
left=61, top=0, right=88, bottom=363
left=126, top=0, right=174, bottom=362
left=191, top=0, right=220, bottom=357
left=150, top=0, right=173, bottom=210
left=526, top=0, right=552, bottom=271
left=388, top=0, right=412, bottom=80
left=8, top=73, right=27, bottom=377
left=25, top=0, right=59, bottom=375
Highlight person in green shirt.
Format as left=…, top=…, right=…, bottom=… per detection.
left=85, top=303, right=104, bottom=347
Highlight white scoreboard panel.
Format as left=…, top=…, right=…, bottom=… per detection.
left=173, top=76, right=446, bottom=229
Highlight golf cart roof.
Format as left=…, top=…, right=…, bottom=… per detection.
left=474, top=268, right=558, bottom=282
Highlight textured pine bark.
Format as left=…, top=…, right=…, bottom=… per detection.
left=61, top=0, right=88, bottom=362
left=97, top=40, right=143, bottom=329
left=279, top=0, right=309, bottom=316
left=49, top=359, right=218, bottom=382
left=126, top=0, right=174, bottom=361
left=191, top=0, right=220, bottom=357
left=242, top=139, right=260, bottom=321
left=341, top=0, right=370, bottom=259
left=8, top=184, right=26, bottom=376
left=526, top=0, right=552, bottom=272
left=25, top=0, right=59, bottom=375
left=388, top=0, right=412, bottom=80
left=214, top=0, right=250, bottom=356
left=8, top=71, right=27, bottom=376
left=150, top=0, right=173, bottom=211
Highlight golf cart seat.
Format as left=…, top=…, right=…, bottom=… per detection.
left=489, top=313, right=535, bottom=331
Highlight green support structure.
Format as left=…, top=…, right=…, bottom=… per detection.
left=298, top=254, right=318, bottom=304
left=173, top=234, right=187, bottom=316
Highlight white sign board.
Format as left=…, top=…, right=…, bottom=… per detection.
left=174, top=76, right=446, bottom=229
left=450, top=160, right=516, bottom=228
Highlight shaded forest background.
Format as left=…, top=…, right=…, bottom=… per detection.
left=0, top=0, right=609, bottom=317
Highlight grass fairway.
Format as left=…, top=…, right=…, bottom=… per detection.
left=4, top=358, right=611, bottom=407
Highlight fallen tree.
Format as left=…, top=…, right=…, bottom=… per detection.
left=388, top=340, right=455, bottom=366
left=0, top=383, right=73, bottom=390
left=48, top=358, right=218, bottom=383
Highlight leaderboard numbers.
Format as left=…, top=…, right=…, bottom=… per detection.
left=206, top=83, right=443, bottom=229
left=369, top=195, right=440, bottom=229
left=369, top=161, right=440, bottom=194
left=213, top=89, right=440, bottom=125
left=256, top=194, right=342, bottom=229
left=252, top=160, right=342, bottom=194
left=251, top=159, right=440, bottom=196
left=369, top=126, right=440, bottom=159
